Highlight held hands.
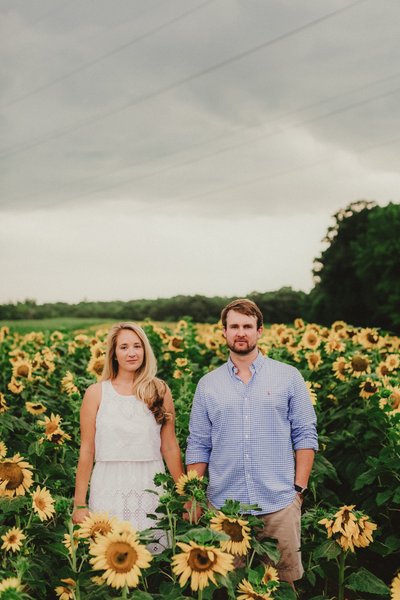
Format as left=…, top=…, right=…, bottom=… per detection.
left=72, top=505, right=90, bottom=524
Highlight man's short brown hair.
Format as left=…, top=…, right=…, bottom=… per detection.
left=220, top=298, right=263, bottom=329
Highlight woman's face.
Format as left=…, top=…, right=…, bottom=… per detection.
left=114, top=329, right=145, bottom=374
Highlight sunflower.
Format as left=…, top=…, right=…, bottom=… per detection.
left=176, top=470, right=204, bottom=496
left=12, top=358, right=33, bottom=380
left=331, top=320, right=348, bottom=333
left=43, top=429, right=72, bottom=445
left=304, top=381, right=317, bottom=405
left=0, top=453, right=34, bottom=497
left=61, top=371, right=79, bottom=396
left=63, top=530, right=80, bottom=556
left=54, top=577, right=76, bottom=600
left=306, top=351, right=322, bottom=370
left=25, top=401, right=47, bottom=415
left=376, top=361, right=390, bottom=378
left=237, top=578, right=272, bottom=599
left=0, top=392, right=9, bottom=413
left=358, top=328, right=382, bottom=349
left=38, top=413, right=63, bottom=438
left=74, top=333, right=90, bottom=346
left=262, top=565, right=279, bottom=587
left=0, top=441, right=7, bottom=459
left=1, top=526, right=26, bottom=553
left=55, top=578, right=76, bottom=600
left=167, top=336, right=185, bottom=352
left=172, top=540, right=234, bottom=591
left=8, top=376, right=24, bottom=394
left=50, top=330, right=64, bottom=342
left=89, top=528, right=152, bottom=589
left=175, top=357, right=188, bottom=367
left=0, top=577, right=23, bottom=593
left=79, top=512, right=117, bottom=541
left=324, top=336, right=346, bottom=354
left=391, top=573, right=400, bottom=600
left=87, top=355, right=105, bottom=379
left=32, top=485, right=56, bottom=521
left=210, top=512, right=251, bottom=555
left=348, top=354, right=371, bottom=377
left=359, top=379, right=381, bottom=399
left=319, top=505, right=377, bottom=553
left=385, top=354, right=400, bottom=371
left=332, top=357, right=347, bottom=381
left=173, top=369, right=184, bottom=379
left=301, top=329, right=321, bottom=350
left=294, top=318, right=305, bottom=329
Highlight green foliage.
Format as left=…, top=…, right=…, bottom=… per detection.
left=0, top=287, right=307, bottom=326
left=310, top=200, right=400, bottom=332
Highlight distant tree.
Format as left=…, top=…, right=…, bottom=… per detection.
left=309, top=200, right=400, bottom=332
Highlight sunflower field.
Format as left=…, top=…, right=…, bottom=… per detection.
left=0, top=319, right=399, bottom=600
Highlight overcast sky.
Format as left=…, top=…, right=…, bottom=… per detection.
left=1, top=0, right=399, bottom=304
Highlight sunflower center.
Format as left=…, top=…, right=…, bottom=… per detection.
left=93, top=359, right=104, bottom=375
left=188, top=548, right=214, bottom=571
left=367, top=333, right=378, bottom=344
left=0, top=462, right=23, bottom=489
left=351, top=356, right=369, bottom=372
left=106, top=541, right=137, bottom=573
left=35, top=497, right=46, bottom=510
left=9, top=534, right=17, bottom=543
left=17, top=365, right=30, bottom=377
left=46, top=422, right=59, bottom=435
left=91, top=522, right=113, bottom=539
left=221, top=520, right=244, bottom=542
left=364, top=382, right=377, bottom=393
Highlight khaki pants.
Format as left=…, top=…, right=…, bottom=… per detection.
left=210, top=495, right=303, bottom=583
left=257, top=494, right=303, bottom=582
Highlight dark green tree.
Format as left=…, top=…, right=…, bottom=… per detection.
left=309, top=200, right=400, bottom=332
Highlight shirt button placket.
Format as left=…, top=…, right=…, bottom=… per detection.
left=243, top=392, right=252, bottom=496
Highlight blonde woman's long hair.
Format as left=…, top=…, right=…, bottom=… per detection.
left=101, top=322, right=168, bottom=424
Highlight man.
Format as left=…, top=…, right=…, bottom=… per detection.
left=186, top=298, right=318, bottom=585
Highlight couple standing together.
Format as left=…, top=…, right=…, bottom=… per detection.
left=72, top=298, right=318, bottom=586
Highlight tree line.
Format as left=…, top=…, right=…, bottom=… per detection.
left=1, top=201, right=399, bottom=332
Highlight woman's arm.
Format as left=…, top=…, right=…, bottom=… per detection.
left=72, top=383, right=101, bottom=523
left=160, top=387, right=184, bottom=482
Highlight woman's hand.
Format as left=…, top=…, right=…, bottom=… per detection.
left=72, top=506, right=90, bottom=524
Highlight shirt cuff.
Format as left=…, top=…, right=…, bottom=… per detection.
left=293, top=439, right=319, bottom=451
left=185, top=449, right=210, bottom=464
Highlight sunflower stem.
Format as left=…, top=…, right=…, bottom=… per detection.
left=121, top=584, right=129, bottom=598
left=338, top=550, right=346, bottom=600
left=198, top=589, right=203, bottom=600
left=247, top=548, right=256, bottom=570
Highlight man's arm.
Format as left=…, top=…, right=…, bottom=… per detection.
left=185, top=462, right=208, bottom=477
left=294, top=448, right=315, bottom=489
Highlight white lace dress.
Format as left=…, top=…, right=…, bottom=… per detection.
left=89, top=380, right=167, bottom=551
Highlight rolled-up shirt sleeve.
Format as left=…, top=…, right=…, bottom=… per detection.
left=289, top=368, right=319, bottom=451
left=186, top=379, right=212, bottom=465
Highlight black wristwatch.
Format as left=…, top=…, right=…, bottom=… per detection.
left=294, top=484, right=308, bottom=497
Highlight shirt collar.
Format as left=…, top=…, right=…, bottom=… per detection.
left=227, top=350, right=264, bottom=376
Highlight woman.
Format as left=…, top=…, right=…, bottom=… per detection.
left=72, top=322, right=184, bottom=547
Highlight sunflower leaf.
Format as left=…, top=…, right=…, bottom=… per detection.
left=313, top=539, right=341, bottom=560
left=346, top=568, right=390, bottom=595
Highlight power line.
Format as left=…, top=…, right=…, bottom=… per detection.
left=8, top=64, right=400, bottom=205
left=0, top=0, right=367, bottom=159
left=0, top=0, right=217, bottom=110
left=168, top=132, right=400, bottom=208
left=25, top=77, right=400, bottom=204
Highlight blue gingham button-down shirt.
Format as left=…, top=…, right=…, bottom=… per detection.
left=186, top=352, right=318, bottom=514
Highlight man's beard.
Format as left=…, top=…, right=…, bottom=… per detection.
left=227, top=340, right=257, bottom=356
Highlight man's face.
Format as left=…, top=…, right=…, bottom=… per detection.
left=223, top=309, right=262, bottom=356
